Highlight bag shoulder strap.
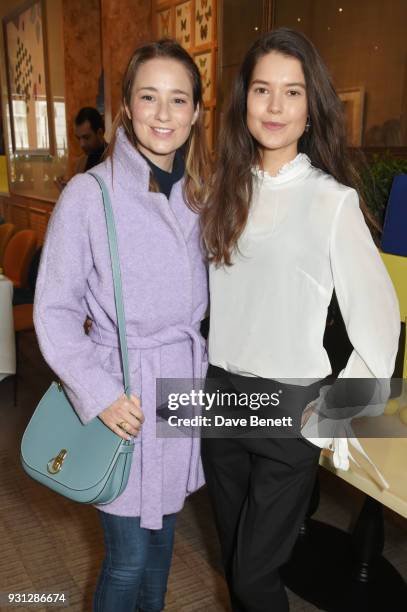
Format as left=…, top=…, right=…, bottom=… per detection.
left=88, top=172, right=131, bottom=397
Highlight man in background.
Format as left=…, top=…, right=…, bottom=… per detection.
left=55, top=107, right=107, bottom=190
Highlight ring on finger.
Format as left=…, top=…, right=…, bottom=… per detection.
left=118, top=420, right=129, bottom=432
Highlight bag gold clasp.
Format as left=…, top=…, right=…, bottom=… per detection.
left=47, top=449, right=67, bottom=474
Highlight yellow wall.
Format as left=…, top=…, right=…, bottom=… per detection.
left=0, top=156, right=8, bottom=193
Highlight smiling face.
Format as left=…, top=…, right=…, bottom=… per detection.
left=125, top=57, right=199, bottom=171
left=246, top=51, right=308, bottom=171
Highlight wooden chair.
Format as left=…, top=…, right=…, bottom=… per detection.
left=0, top=223, right=16, bottom=267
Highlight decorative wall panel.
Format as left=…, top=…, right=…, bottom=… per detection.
left=157, top=7, right=171, bottom=38
left=3, top=0, right=53, bottom=154
left=195, top=0, right=214, bottom=46
left=195, top=50, right=212, bottom=103
left=152, top=0, right=217, bottom=152
left=1, top=0, right=67, bottom=202
left=175, top=1, right=192, bottom=49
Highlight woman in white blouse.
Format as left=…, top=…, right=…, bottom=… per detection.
left=201, top=28, right=400, bottom=612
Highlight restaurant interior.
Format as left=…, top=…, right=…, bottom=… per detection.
left=0, top=1, right=406, bottom=610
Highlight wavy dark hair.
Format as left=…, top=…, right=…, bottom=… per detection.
left=105, top=39, right=211, bottom=212
left=202, top=27, right=376, bottom=265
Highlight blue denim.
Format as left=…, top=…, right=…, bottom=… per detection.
left=93, top=510, right=177, bottom=612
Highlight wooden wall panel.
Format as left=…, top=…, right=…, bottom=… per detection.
left=274, top=0, right=407, bottom=147
left=101, top=0, right=153, bottom=133
left=62, top=0, right=103, bottom=177
left=0, top=194, right=52, bottom=244
left=218, top=0, right=265, bottom=114
left=29, top=208, right=50, bottom=244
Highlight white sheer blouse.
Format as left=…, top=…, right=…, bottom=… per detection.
left=209, top=154, right=400, bottom=383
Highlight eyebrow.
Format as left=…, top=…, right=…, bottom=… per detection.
left=251, top=79, right=306, bottom=89
left=136, top=86, right=191, bottom=96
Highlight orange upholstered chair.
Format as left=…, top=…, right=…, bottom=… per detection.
left=0, top=223, right=16, bottom=267
left=3, top=230, right=37, bottom=288
left=2, top=229, right=37, bottom=405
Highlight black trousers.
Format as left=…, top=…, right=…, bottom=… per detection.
left=201, top=365, right=321, bottom=612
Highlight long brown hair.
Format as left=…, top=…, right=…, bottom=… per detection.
left=106, top=39, right=211, bottom=212
left=202, top=28, right=377, bottom=265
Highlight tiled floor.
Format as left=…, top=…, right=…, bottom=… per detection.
left=0, top=331, right=406, bottom=611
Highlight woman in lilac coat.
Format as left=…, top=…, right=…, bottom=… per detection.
left=34, top=40, right=210, bottom=612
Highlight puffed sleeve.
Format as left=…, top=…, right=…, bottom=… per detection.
left=34, top=175, right=124, bottom=424
left=330, top=189, right=400, bottom=381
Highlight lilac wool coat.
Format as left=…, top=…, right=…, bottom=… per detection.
left=34, top=127, right=208, bottom=528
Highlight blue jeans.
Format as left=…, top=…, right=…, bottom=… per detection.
left=93, top=511, right=177, bottom=612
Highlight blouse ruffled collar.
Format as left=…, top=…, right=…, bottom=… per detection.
left=252, top=153, right=312, bottom=185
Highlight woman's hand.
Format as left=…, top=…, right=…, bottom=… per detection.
left=99, top=394, right=144, bottom=440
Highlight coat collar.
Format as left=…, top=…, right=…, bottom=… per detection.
left=110, top=126, right=185, bottom=196
left=104, top=126, right=195, bottom=238
left=111, top=126, right=152, bottom=193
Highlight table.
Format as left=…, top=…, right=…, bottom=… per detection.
left=282, top=406, right=407, bottom=611
left=320, top=421, right=407, bottom=519
left=0, top=276, right=16, bottom=382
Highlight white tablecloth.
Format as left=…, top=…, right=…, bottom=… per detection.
left=0, top=276, right=16, bottom=382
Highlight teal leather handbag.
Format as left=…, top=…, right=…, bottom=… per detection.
left=20, top=172, right=135, bottom=504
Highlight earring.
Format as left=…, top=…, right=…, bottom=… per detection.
left=305, top=115, right=311, bottom=132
